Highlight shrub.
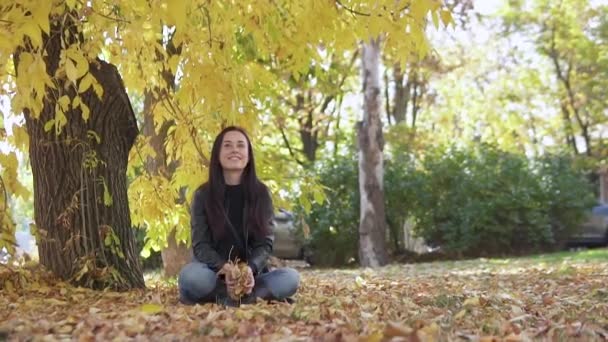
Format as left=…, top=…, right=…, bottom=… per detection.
left=409, top=144, right=594, bottom=257
left=299, top=143, right=594, bottom=265
left=297, top=155, right=360, bottom=267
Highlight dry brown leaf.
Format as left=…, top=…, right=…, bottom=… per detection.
left=1, top=256, right=607, bottom=341
left=384, top=321, right=415, bottom=338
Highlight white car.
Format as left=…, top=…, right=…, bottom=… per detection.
left=272, top=210, right=311, bottom=262
left=568, top=204, right=608, bottom=246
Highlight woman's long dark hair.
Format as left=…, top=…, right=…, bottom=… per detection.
left=203, top=126, right=272, bottom=240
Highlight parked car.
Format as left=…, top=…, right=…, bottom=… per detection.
left=568, top=204, right=608, bottom=247
left=272, top=209, right=312, bottom=263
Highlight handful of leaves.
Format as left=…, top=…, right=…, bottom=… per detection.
left=225, top=261, right=251, bottom=300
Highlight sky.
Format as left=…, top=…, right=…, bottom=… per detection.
left=475, top=0, right=502, bottom=16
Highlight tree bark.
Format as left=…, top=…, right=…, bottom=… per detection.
left=16, top=15, right=144, bottom=289
left=357, top=39, right=389, bottom=268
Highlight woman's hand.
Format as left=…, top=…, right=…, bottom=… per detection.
left=218, top=263, right=236, bottom=291
left=219, top=263, right=254, bottom=294
left=244, top=266, right=255, bottom=294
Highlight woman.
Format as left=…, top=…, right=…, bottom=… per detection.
left=178, top=126, right=300, bottom=306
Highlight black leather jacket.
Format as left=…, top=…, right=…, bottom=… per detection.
left=190, top=184, right=275, bottom=275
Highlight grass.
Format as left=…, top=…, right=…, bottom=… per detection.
left=487, top=247, right=608, bottom=265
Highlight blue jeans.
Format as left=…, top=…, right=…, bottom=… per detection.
left=178, top=262, right=300, bottom=305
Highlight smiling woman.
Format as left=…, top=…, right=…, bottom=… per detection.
left=178, top=126, right=300, bottom=307
left=219, top=130, right=250, bottom=185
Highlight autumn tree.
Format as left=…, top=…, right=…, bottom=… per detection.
left=357, top=38, right=389, bottom=267
left=139, top=31, right=192, bottom=277
left=1, top=0, right=449, bottom=286
left=5, top=7, right=145, bottom=289
left=273, top=53, right=359, bottom=166
left=503, top=0, right=608, bottom=157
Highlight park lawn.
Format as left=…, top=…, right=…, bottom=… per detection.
left=1, top=248, right=607, bottom=341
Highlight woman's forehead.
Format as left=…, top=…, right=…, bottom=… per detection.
left=222, top=130, right=247, bottom=142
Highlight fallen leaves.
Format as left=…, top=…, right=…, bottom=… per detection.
left=1, top=252, right=608, bottom=341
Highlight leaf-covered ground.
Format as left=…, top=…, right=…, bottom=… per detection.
left=2, top=249, right=608, bottom=341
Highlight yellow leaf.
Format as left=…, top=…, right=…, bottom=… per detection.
left=410, top=1, right=431, bottom=21
left=140, top=303, right=164, bottom=314
left=32, top=1, right=52, bottom=34
left=45, top=298, right=68, bottom=306
left=463, top=297, right=480, bottom=307
left=167, top=0, right=188, bottom=28
left=58, top=95, right=70, bottom=111
left=44, top=119, right=55, bottom=132
left=103, top=179, right=113, bottom=206
left=440, top=10, right=453, bottom=27
left=432, top=10, right=439, bottom=29
left=10, top=125, right=29, bottom=150
left=454, top=309, right=466, bottom=320
left=234, top=309, right=254, bottom=320
left=417, top=322, right=440, bottom=341
left=66, top=0, right=76, bottom=9
left=355, top=275, right=367, bottom=288
left=78, top=73, right=93, bottom=93
left=4, top=280, right=14, bottom=293
left=74, top=54, right=89, bottom=78
left=55, top=109, right=67, bottom=135
left=168, top=54, right=180, bottom=74
left=22, top=21, right=42, bottom=48
left=72, top=96, right=81, bottom=108
left=81, top=103, right=90, bottom=122
left=362, top=332, right=383, bottom=342
left=93, top=82, right=104, bottom=99
left=87, top=130, right=101, bottom=144
left=65, top=58, right=78, bottom=82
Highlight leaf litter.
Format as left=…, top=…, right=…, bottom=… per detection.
left=1, top=253, right=607, bottom=341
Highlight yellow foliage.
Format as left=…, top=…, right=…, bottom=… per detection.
left=0, top=0, right=449, bottom=253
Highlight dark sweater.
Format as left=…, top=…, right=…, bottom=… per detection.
left=190, top=183, right=275, bottom=275
left=225, top=184, right=245, bottom=260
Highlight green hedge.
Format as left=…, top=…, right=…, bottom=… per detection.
left=299, top=144, right=594, bottom=265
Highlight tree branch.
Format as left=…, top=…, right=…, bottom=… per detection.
left=277, top=122, right=305, bottom=167
left=198, top=5, right=213, bottom=48
left=549, top=22, right=589, bottom=154
left=335, top=0, right=371, bottom=16
left=87, top=5, right=131, bottom=24
left=335, top=0, right=411, bottom=17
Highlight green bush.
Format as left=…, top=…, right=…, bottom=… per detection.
left=297, top=155, right=360, bottom=267
left=534, top=154, right=595, bottom=247
left=409, top=144, right=594, bottom=257
left=299, top=143, right=594, bottom=265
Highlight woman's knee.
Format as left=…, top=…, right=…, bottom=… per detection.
left=178, top=262, right=217, bottom=301
left=266, top=267, right=300, bottom=298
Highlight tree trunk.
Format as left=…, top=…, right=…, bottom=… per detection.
left=142, top=89, right=191, bottom=278
left=16, top=15, right=144, bottom=290
left=357, top=39, right=389, bottom=268
left=392, top=63, right=408, bottom=124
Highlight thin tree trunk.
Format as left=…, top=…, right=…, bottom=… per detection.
left=392, top=63, right=408, bottom=124
left=142, top=33, right=191, bottom=277
left=142, top=89, right=192, bottom=277
left=16, top=14, right=144, bottom=289
left=357, top=39, right=389, bottom=268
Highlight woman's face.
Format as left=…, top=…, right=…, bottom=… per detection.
left=219, top=130, right=249, bottom=172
